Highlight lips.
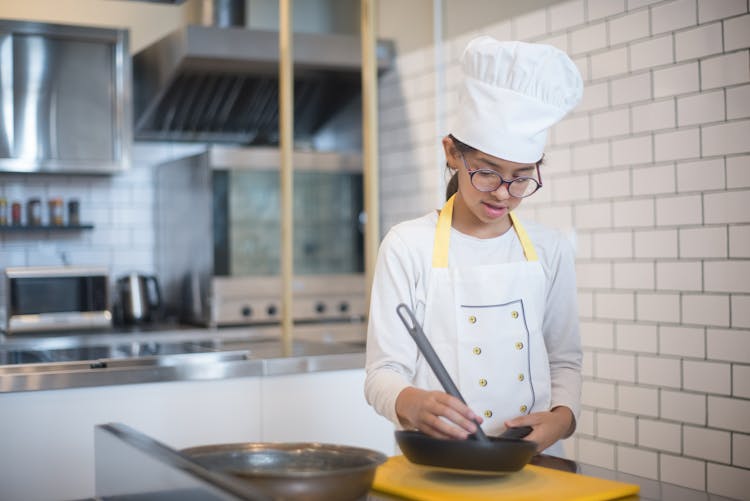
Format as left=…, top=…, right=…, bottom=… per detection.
left=481, top=201, right=508, bottom=218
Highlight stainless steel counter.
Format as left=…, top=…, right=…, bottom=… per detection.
left=0, top=322, right=367, bottom=393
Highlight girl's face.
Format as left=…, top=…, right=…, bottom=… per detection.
left=443, top=137, right=539, bottom=238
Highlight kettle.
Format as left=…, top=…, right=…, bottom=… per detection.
left=115, top=273, right=162, bottom=324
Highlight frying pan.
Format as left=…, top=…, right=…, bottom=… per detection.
left=395, top=303, right=538, bottom=473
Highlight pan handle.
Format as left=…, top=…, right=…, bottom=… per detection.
left=396, top=303, right=490, bottom=443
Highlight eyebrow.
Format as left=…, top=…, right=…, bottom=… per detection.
left=474, top=156, right=536, bottom=174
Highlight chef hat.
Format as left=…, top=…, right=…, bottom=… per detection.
left=452, top=36, right=583, bottom=163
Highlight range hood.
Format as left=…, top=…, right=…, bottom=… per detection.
left=133, top=25, right=394, bottom=144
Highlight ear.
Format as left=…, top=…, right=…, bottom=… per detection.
left=442, top=136, right=460, bottom=167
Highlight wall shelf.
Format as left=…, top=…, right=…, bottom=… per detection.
left=0, top=224, right=94, bottom=233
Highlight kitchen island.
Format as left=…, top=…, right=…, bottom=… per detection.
left=0, top=322, right=396, bottom=501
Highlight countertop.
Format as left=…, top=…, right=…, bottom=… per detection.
left=0, top=321, right=367, bottom=393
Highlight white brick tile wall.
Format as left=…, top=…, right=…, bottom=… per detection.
left=512, top=9, right=548, bottom=40
left=551, top=173, right=591, bottom=202
left=538, top=32, right=569, bottom=53
left=578, top=437, right=616, bottom=469
left=554, top=115, right=591, bottom=144
left=596, top=291, right=636, bottom=319
left=580, top=320, right=615, bottom=348
left=618, top=384, right=660, bottom=416
left=684, top=425, right=732, bottom=463
left=632, top=163, right=676, bottom=195
left=639, top=355, right=682, bottom=387
left=483, top=20, right=512, bottom=43
left=682, top=294, right=730, bottom=326
left=704, top=189, right=750, bottom=224
left=676, top=22, right=723, bottom=61
left=549, top=0, right=586, bottom=32
left=723, top=13, right=750, bottom=51
left=628, top=0, right=663, bottom=8
left=652, top=0, right=697, bottom=35
left=617, top=445, right=659, bottom=479
left=597, top=352, right=637, bottom=382
left=612, top=135, right=654, bottom=166
left=632, top=99, right=676, bottom=132
left=597, top=412, right=637, bottom=443
left=639, top=417, right=682, bottom=453
left=660, top=454, right=706, bottom=491
left=730, top=295, right=750, bottom=328
left=656, top=261, right=702, bottom=291
left=707, top=328, right=750, bottom=363
left=582, top=351, right=595, bottom=376
left=661, top=389, right=706, bottom=424
left=679, top=226, right=727, bottom=258
left=727, top=84, right=750, bottom=120
left=545, top=146, right=574, bottom=173
left=613, top=199, right=654, bottom=227
left=572, top=54, right=591, bottom=81
left=634, top=229, right=679, bottom=258
left=705, top=261, right=750, bottom=293
left=729, top=224, right=750, bottom=257
left=654, top=128, right=701, bottom=162
left=582, top=380, right=617, bottom=409
left=575, top=201, right=612, bottom=228
left=684, top=360, right=732, bottom=394
left=707, top=464, right=750, bottom=500
left=703, top=120, right=750, bottom=157
left=570, top=22, right=608, bottom=55
left=734, top=433, right=750, bottom=467
left=578, top=81, right=610, bottom=113
left=592, top=169, right=631, bottom=198
left=637, top=292, right=681, bottom=322
left=655, top=194, right=703, bottom=226
left=727, top=155, right=750, bottom=188
left=591, top=46, right=629, bottom=79
left=589, top=0, right=627, bottom=20
left=654, top=62, right=700, bottom=97
left=677, top=90, right=725, bottom=126
left=614, top=261, right=655, bottom=289
left=698, top=0, right=747, bottom=23
left=616, top=323, right=658, bottom=352
left=609, top=9, right=651, bottom=45
left=536, top=205, right=574, bottom=229
left=630, top=34, right=674, bottom=71
left=701, top=51, right=750, bottom=90
left=579, top=290, right=595, bottom=316
left=593, top=231, right=633, bottom=258
left=578, top=262, right=613, bottom=288
left=592, top=108, right=631, bottom=139
left=708, top=396, right=750, bottom=433
left=676, top=158, right=725, bottom=193
left=611, top=72, right=652, bottom=105
left=659, top=325, right=705, bottom=357
left=578, top=408, right=595, bottom=434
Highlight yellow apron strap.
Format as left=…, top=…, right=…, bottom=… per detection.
left=509, top=211, right=538, bottom=262
left=431, top=195, right=539, bottom=267
left=432, top=195, right=455, bottom=268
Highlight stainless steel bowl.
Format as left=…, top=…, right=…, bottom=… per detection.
left=181, top=442, right=387, bottom=500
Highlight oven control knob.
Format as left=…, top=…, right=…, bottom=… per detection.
left=339, top=301, right=349, bottom=313
left=315, top=302, right=326, bottom=314
left=241, top=306, right=253, bottom=318
left=267, top=304, right=278, bottom=316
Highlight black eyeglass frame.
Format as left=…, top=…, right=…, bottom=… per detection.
left=459, top=151, right=543, bottom=198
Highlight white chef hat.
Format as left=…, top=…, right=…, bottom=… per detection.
left=452, top=36, right=583, bottom=163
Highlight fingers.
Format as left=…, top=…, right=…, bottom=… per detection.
left=396, top=387, right=484, bottom=440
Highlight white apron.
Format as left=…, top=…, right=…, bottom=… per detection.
left=414, top=194, right=554, bottom=445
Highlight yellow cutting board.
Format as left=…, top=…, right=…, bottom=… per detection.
left=373, top=456, right=639, bottom=501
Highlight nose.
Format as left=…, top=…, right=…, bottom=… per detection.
left=491, top=180, right=512, bottom=199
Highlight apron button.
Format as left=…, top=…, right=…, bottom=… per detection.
left=511, top=310, right=519, bottom=319
left=479, top=378, right=487, bottom=387
left=520, top=405, right=528, bottom=413
left=468, top=315, right=477, bottom=324
left=484, top=410, right=493, bottom=418
left=515, top=342, right=524, bottom=350
left=518, top=373, right=525, bottom=381
left=473, top=346, right=482, bottom=355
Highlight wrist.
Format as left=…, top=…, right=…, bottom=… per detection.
left=551, top=405, right=576, bottom=438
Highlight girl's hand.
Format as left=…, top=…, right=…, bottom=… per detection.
left=395, top=387, right=483, bottom=439
left=503, top=406, right=575, bottom=452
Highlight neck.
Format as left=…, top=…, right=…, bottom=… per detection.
left=450, top=193, right=513, bottom=239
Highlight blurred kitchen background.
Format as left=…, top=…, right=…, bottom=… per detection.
left=0, top=0, right=748, bottom=499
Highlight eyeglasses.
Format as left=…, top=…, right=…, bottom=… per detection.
left=459, top=152, right=542, bottom=198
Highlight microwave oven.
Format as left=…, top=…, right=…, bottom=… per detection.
left=3, top=266, right=111, bottom=334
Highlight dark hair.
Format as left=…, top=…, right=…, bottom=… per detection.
left=444, top=134, right=544, bottom=200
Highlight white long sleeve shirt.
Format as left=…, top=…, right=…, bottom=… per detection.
left=364, top=210, right=582, bottom=429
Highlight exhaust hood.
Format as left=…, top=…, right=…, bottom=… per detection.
left=133, top=25, right=394, bottom=145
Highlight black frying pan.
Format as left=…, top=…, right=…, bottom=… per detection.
left=395, top=303, right=538, bottom=473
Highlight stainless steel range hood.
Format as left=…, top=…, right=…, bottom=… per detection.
left=133, top=24, right=394, bottom=144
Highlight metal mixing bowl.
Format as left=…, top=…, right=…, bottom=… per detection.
left=181, top=442, right=387, bottom=500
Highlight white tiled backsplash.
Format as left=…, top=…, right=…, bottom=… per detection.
left=378, top=0, right=749, bottom=496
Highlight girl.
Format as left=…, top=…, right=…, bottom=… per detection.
left=365, top=36, right=583, bottom=455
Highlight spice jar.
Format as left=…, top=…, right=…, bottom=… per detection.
left=0, top=197, right=7, bottom=226
left=68, top=199, right=80, bottom=226
left=48, top=198, right=64, bottom=226
left=11, top=201, right=22, bottom=225
left=27, top=198, right=42, bottom=226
